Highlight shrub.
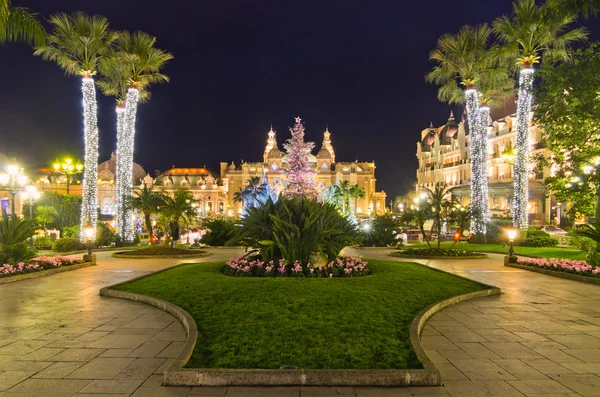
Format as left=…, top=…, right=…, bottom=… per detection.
left=200, top=217, right=237, bottom=246
left=62, top=225, right=80, bottom=238
left=569, top=234, right=596, bottom=252
left=96, top=222, right=115, bottom=247
left=485, top=219, right=513, bottom=243
left=517, top=257, right=600, bottom=278
left=397, top=248, right=482, bottom=257
left=228, top=197, right=360, bottom=264
left=33, top=236, right=53, bottom=250
left=133, top=232, right=141, bottom=245
left=0, top=212, right=37, bottom=264
left=522, top=228, right=558, bottom=247
left=52, top=238, right=86, bottom=252
left=360, top=215, right=403, bottom=247
left=0, top=256, right=83, bottom=278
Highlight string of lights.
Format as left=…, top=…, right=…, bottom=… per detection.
left=114, top=105, right=126, bottom=239
left=513, top=68, right=534, bottom=230
left=465, top=88, right=487, bottom=237
left=79, top=77, right=99, bottom=241
left=479, top=104, right=491, bottom=224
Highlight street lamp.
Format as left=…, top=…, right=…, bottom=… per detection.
left=84, top=223, right=94, bottom=256
left=0, top=164, right=28, bottom=216
left=507, top=229, right=518, bottom=257
left=21, top=185, right=41, bottom=247
left=53, top=158, right=83, bottom=194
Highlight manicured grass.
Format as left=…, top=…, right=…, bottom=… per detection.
left=408, top=241, right=586, bottom=260
left=114, top=259, right=485, bottom=370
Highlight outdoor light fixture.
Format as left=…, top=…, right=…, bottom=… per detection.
left=84, top=223, right=94, bottom=255
left=0, top=164, right=28, bottom=216
left=507, top=229, right=517, bottom=257
left=53, top=157, right=83, bottom=194
left=22, top=185, right=41, bottom=247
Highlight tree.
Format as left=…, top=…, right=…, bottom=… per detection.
left=0, top=0, right=45, bottom=46
left=233, top=176, right=271, bottom=209
left=130, top=184, right=162, bottom=238
left=160, top=189, right=197, bottom=248
left=34, top=12, right=118, bottom=240
left=401, top=195, right=433, bottom=248
left=452, top=204, right=471, bottom=247
left=426, top=24, right=504, bottom=241
left=424, top=183, right=457, bottom=248
left=534, top=43, right=600, bottom=222
left=547, top=0, right=600, bottom=19
left=493, top=0, right=588, bottom=230
left=35, top=206, right=58, bottom=231
left=324, top=181, right=366, bottom=217
left=104, top=31, right=172, bottom=242
left=283, top=117, right=317, bottom=198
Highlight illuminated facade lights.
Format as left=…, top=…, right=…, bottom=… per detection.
left=80, top=77, right=99, bottom=241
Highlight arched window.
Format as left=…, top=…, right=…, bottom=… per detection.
left=271, top=163, right=278, bottom=170
left=321, top=163, right=328, bottom=170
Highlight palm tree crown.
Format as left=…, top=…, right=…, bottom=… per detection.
left=33, top=12, right=118, bottom=77
left=0, top=0, right=45, bottom=46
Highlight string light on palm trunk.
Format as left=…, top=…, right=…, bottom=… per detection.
left=513, top=68, right=534, bottom=230
left=465, top=88, right=487, bottom=236
left=115, top=105, right=126, bottom=239
left=479, top=105, right=491, bottom=224
left=80, top=77, right=99, bottom=241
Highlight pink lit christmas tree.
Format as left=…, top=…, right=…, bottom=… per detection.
left=283, top=117, right=317, bottom=198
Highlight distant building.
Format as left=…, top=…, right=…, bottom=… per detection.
left=415, top=112, right=558, bottom=226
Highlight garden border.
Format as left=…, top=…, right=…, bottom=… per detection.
left=505, top=261, right=600, bottom=285
left=111, top=251, right=210, bottom=259
left=392, top=252, right=488, bottom=260
left=0, top=261, right=95, bottom=284
left=99, top=261, right=501, bottom=387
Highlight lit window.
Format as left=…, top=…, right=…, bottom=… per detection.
left=271, top=163, right=278, bottom=170
left=322, top=163, right=328, bottom=170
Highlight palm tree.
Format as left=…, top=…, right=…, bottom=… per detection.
left=423, top=183, right=457, bottom=248
left=234, top=176, right=271, bottom=209
left=130, top=184, right=161, bottom=239
left=426, top=24, right=504, bottom=242
left=108, top=31, right=172, bottom=242
left=160, top=189, right=197, bottom=248
left=0, top=0, right=45, bottom=46
left=493, top=0, right=588, bottom=230
left=35, top=205, right=58, bottom=232
left=34, top=12, right=118, bottom=241
left=547, top=0, right=599, bottom=19
left=327, top=181, right=365, bottom=216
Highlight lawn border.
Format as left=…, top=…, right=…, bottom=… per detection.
left=99, top=261, right=501, bottom=387
left=505, top=261, right=600, bottom=285
left=392, top=252, right=488, bottom=260
left=0, top=261, right=95, bottom=284
left=111, top=251, right=210, bottom=259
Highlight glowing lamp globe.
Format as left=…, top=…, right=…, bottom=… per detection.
left=507, top=229, right=517, bottom=241
left=84, top=224, right=95, bottom=240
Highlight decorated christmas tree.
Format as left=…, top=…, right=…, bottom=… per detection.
left=283, top=117, right=317, bottom=198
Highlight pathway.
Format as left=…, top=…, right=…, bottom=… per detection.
left=0, top=248, right=598, bottom=396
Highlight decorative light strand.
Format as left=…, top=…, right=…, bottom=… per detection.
left=117, top=87, right=140, bottom=242
left=283, top=117, right=317, bottom=198
left=465, top=88, right=487, bottom=236
left=80, top=77, right=99, bottom=241
left=513, top=68, right=534, bottom=230
left=114, top=105, right=126, bottom=239
left=479, top=105, right=491, bottom=224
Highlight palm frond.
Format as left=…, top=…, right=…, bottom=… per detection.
left=1, top=6, right=46, bottom=46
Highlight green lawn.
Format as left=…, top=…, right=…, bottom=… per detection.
left=114, top=259, right=485, bottom=370
left=407, top=241, right=586, bottom=260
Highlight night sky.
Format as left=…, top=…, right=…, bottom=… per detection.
left=1, top=1, right=599, bottom=199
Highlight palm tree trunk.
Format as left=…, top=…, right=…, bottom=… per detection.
left=465, top=88, right=487, bottom=242
left=119, top=87, right=140, bottom=242
left=478, top=105, right=491, bottom=243
left=513, top=68, right=534, bottom=231
left=144, top=212, right=153, bottom=239
left=115, top=104, right=126, bottom=240
left=79, top=77, right=99, bottom=242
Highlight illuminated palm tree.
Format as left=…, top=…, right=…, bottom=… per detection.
left=160, top=189, right=196, bottom=248
left=0, top=0, right=45, bottom=46
left=426, top=24, right=504, bottom=242
left=109, top=31, right=172, bottom=241
left=34, top=12, right=118, bottom=240
left=493, top=0, right=587, bottom=230
left=423, top=183, right=456, bottom=249
left=130, top=184, right=161, bottom=239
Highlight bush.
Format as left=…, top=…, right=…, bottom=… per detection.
left=96, top=222, right=115, bottom=247
left=570, top=234, right=596, bottom=252
left=133, top=232, right=141, bottom=245
left=228, top=196, right=360, bottom=265
left=52, top=238, right=86, bottom=252
left=485, top=219, right=513, bottom=243
left=522, top=228, right=558, bottom=247
left=33, top=236, right=53, bottom=250
left=397, top=248, right=483, bottom=257
left=360, top=215, right=403, bottom=247
left=200, top=217, right=237, bottom=246
left=0, top=212, right=37, bottom=264
left=62, top=225, right=80, bottom=238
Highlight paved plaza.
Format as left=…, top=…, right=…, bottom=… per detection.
left=0, top=248, right=599, bottom=396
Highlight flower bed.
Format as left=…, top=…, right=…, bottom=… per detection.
left=516, top=257, right=600, bottom=278
left=396, top=248, right=484, bottom=258
left=223, top=255, right=370, bottom=277
left=0, top=256, right=83, bottom=278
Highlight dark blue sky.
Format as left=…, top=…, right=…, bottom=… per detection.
left=1, top=0, right=598, bottom=199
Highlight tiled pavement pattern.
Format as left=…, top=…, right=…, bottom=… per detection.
left=0, top=248, right=599, bottom=396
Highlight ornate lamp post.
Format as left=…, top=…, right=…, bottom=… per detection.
left=0, top=165, right=28, bottom=216
left=507, top=228, right=517, bottom=257
left=83, top=222, right=96, bottom=263
left=21, top=185, right=41, bottom=247
left=53, top=158, right=83, bottom=194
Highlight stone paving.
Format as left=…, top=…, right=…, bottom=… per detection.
left=0, top=248, right=599, bottom=396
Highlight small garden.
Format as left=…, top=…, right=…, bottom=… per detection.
left=514, top=257, right=600, bottom=279
left=395, top=247, right=485, bottom=258
left=114, top=259, right=486, bottom=369
left=112, top=246, right=206, bottom=258
left=1, top=255, right=83, bottom=278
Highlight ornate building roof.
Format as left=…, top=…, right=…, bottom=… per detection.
left=440, top=111, right=459, bottom=145
left=98, top=153, right=146, bottom=183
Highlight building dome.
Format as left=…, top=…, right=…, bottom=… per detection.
left=97, top=153, right=146, bottom=183
left=267, top=147, right=283, bottom=159
left=421, top=124, right=437, bottom=152
left=316, top=147, right=332, bottom=159
left=440, top=111, right=459, bottom=145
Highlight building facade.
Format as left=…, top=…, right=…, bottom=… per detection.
left=416, top=112, right=557, bottom=226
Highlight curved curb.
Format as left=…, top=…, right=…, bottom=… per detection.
left=0, top=262, right=95, bottom=284
left=99, top=263, right=501, bottom=387
left=111, top=251, right=210, bottom=259
left=505, top=262, right=600, bottom=285
left=392, top=253, right=488, bottom=260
